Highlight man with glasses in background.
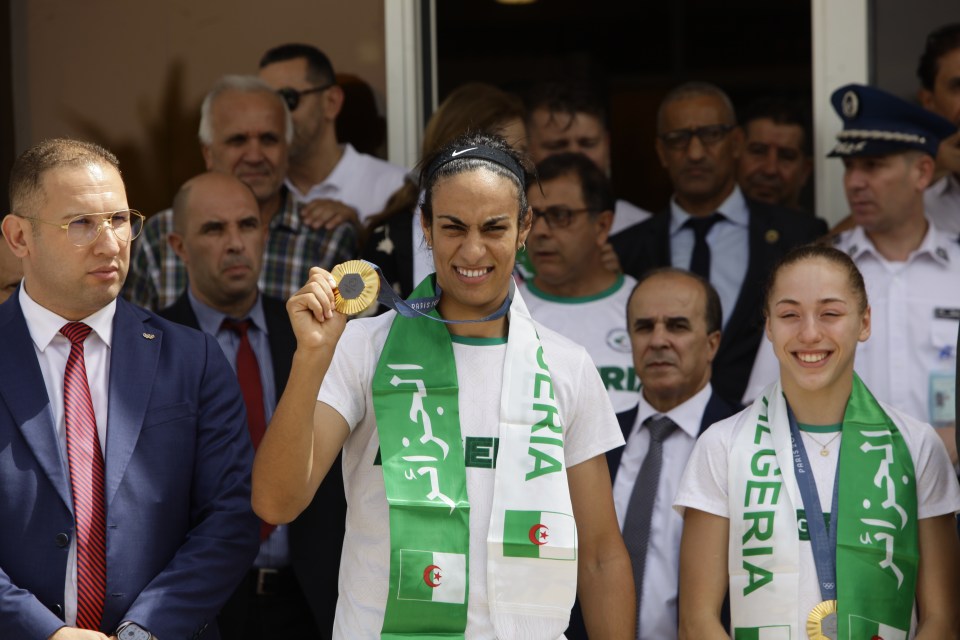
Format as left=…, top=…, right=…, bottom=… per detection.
left=258, top=43, right=406, bottom=232
left=615, top=82, right=826, bottom=407
left=124, top=75, right=357, bottom=311
left=0, top=138, right=258, bottom=639
left=520, top=153, right=639, bottom=414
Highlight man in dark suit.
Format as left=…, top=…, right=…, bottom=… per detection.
left=159, top=171, right=345, bottom=639
left=612, top=82, right=826, bottom=407
left=567, top=268, right=736, bottom=640
left=0, top=139, right=259, bottom=639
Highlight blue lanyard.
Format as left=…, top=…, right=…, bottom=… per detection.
left=368, top=262, right=512, bottom=324
left=787, top=404, right=841, bottom=601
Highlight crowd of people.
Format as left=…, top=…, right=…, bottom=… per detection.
left=0, top=23, right=958, bottom=640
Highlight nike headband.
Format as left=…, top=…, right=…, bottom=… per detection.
left=423, top=144, right=526, bottom=190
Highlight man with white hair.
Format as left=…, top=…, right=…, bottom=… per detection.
left=123, top=75, right=357, bottom=310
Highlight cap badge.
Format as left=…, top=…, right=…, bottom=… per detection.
left=841, top=90, right=859, bottom=118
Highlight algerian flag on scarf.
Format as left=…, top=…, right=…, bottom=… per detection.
left=373, top=275, right=577, bottom=640
left=728, top=376, right=918, bottom=639
left=733, top=626, right=791, bottom=640
left=848, top=616, right=907, bottom=640
left=398, top=550, right=467, bottom=605
left=503, top=510, right=576, bottom=560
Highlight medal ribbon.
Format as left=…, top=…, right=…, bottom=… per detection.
left=368, top=261, right=511, bottom=324
left=787, top=406, right=840, bottom=601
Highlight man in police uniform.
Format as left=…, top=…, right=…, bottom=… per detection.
left=520, top=153, right=639, bottom=413
left=829, top=83, right=959, bottom=465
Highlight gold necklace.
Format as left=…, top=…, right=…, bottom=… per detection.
left=802, top=430, right=842, bottom=457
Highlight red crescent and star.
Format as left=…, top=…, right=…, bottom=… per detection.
left=528, top=523, right=549, bottom=546
left=423, top=564, right=442, bottom=588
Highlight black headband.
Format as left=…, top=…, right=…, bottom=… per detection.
left=423, top=144, right=526, bottom=190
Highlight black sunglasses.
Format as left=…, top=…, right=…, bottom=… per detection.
left=531, top=205, right=594, bottom=229
left=276, top=82, right=334, bottom=111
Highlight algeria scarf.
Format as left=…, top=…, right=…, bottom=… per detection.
left=373, top=275, right=576, bottom=640
left=728, top=376, right=918, bottom=639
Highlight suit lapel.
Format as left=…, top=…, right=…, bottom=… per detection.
left=0, top=293, right=73, bottom=509
left=104, top=299, right=162, bottom=507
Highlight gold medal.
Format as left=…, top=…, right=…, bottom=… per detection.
left=806, top=599, right=838, bottom=640
left=330, top=260, right=380, bottom=315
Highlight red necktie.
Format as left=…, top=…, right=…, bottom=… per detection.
left=221, top=318, right=274, bottom=541
left=60, top=322, right=106, bottom=630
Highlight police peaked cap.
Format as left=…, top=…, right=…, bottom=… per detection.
left=828, top=83, right=956, bottom=158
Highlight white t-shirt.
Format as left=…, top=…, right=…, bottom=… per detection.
left=520, top=274, right=638, bottom=413
left=286, top=143, right=407, bottom=223
left=318, top=311, right=624, bottom=639
left=674, top=399, right=960, bottom=637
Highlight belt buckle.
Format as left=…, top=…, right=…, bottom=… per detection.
left=255, top=568, right=279, bottom=596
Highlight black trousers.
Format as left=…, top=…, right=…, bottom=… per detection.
left=217, top=566, right=326, bottom=639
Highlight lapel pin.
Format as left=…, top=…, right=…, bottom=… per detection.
left=142, top=332, right=155, bottom=340
left=764, top=229, right=779, bottom=244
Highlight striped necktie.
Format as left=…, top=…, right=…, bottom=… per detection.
left=61, top=322, right=106, bottom=630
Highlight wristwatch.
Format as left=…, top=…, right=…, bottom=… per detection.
left=117, top=621, right=152, bottom=640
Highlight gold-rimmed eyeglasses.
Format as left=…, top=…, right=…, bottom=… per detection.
left=16, top=210, right=145, bottom=247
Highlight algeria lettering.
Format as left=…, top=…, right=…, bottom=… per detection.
left=856, top=429, right=909, bottom=587
left=527, top=346, right=564, bottom=481
left=741, top=396, right=782, bottom=596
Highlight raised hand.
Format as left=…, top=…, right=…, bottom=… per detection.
left=286, top=267, right=348, bottom=352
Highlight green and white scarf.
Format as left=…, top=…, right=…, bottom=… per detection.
left=728, top=376, right=919, bottom=640
left=373, top=275, right=577, bottom=640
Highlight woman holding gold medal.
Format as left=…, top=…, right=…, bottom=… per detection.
left=251, top=131, right=634, bottom=639
left=674, top=244, right=960, bottom=639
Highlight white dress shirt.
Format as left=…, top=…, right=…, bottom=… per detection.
left=613, top=383, right=713, bottom=640
left=668, top=186, right=750, bottom=328
left=925, top=173, right=960, bottom=238
left=19, top=285, right=116, bottom=628
left=285, top=143, right=407, bottom=223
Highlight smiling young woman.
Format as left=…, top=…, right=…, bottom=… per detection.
left=673, top=244, right=960, bottom=640
left=252, top=132, right=636, bottom=639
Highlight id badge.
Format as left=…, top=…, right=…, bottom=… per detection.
left=929, top=371, right=956, bottom=426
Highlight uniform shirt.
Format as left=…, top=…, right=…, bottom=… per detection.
left=613, top=383, right=712, bottom=640
left=20, top=286, right=116, bottom=628
left=123, top=189, right=357, bottom=310
left=286, top=143, right=406, bottom=224
left=925, top=173, right=960, bottom=238
left=187, top=291, right=289, bottom=568
left=835, top=223, right=960, bottom=425
left=669, top=186, right=750, bottom=328
left=520, top=274, right=639, bottom=412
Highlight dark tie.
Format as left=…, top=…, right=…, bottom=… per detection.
left=61, top=322, right=106, bottom=630
left=621, top=415, right=678, bottom=636
left=683, top=213, right=724, bottom=279
left=221, top=318, right=274, bottom=541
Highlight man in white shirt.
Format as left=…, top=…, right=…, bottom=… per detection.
left=828, top=83, right=959, bottom=466
left=918, top=23, right=960, bottom=236
left=520, top=152, right=638, bottom=412
left=258, top=43, right=406, bottom=232
left=605, top=268, right=737, bottom=640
